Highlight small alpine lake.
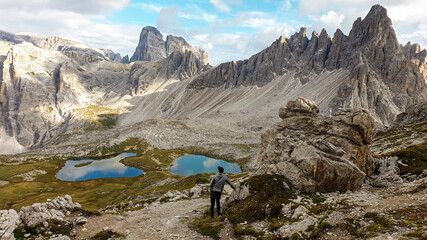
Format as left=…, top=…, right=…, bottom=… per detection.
left=168, top=155, right=242, bottom=176
left=57, top=152, right=143, bottom=181
left=56, top=153, right=242, bottom=181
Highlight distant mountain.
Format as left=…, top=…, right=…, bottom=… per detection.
left=0, top=30, right=122, bottom=62
left=130, top=26, right=209, bottom=65
left=188, top=5, right=426, bottom=124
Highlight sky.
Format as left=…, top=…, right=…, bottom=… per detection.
left=0, top=0, right=426, bottom=65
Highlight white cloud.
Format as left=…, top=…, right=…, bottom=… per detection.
left=138, top=3, right=163, bottom=13
left=278, top=0, right=292, bottom=11
left=187, top=21, right=296, bottom=65
left=313, top=11, right=345, bottom=34
left=179, top=12, right=217, bottom=23
left=230, top=12, right=275, bottom=28
left=156, top=6, right=184, bottom=35
left=0, top=0, right=130, bottom=15
left=210, top=0, right=231, bottom=13
left=0, top=3, right=139, bottom=58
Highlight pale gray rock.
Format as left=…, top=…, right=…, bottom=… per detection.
left=0, top=209, right=21, bottom=240
left=279, top=214, right=317, bottom=238
left=257, top=98, right=375, bottom=193
left=49, top=236, right=70, bottom=240
left=130, top=26, right=209, bottom=64
left=279, top=97, right=319, bottom=119
left=19, top=195, right=81, bottom=228
left=190, top=185, right=203, bottom=198
left=281, top=203, right=293, bottom=218
left=369, top=157, right=403, bottom=188
left=291, top=205, right=310, bottom=219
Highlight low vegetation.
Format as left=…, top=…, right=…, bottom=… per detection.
left=75, top=161, right=93, bottom=167
left=387, top=141, right=427, bottom=175
left=226, top=175, right=295, bottom=224
left=90, top=230, right=125, bottom=240
left=189, top=212, right=224, bottom=240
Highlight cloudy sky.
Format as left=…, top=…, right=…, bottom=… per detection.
left=0, top=0, right=426, bottom=65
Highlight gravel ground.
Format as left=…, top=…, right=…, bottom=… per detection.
left=75, top=198, right=211, bottom=240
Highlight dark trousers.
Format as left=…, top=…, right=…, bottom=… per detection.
left=210, top=191, right=221, bottom=217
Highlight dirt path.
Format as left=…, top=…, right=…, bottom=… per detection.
left=74, top=198, right=212, bottom=240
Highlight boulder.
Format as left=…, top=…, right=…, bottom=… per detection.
left=257, top=98, right=375, bottom=193
left=279, top=214, right=317, bottom=238
left=291, top=205, right=310, bottom=219
left=368, top=157, right=403, bottom=188
left=279, top=97, right=319, bottom=119
left=19, top=195, right=81, bottom=228
left=0, top=209, right=21, bottom=240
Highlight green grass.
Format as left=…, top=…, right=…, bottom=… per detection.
left=87, top=138, right=149, bottom=157
left=75, top=161, right=93, bottom=167
left=226, top=175, right=295, bottom=224
left=387, top=141, right=427, bottom=175
left=0, top=137, right=248, bottom=213
left=121, top=149, right=187, bottom=171
left=189, top=217, right=224, bottom=240
left=72, top=106, right=120, bottom=131
left=90, top=230, right=125, bottom=240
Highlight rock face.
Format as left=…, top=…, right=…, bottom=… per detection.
left=188, top=5, right=426, bottom=125
left=0, top=209, right=21, bottom=240
left=128, top=50, right=209, bottom=96
left=130, top=26, right=209, bottom=65
left=19, top=195, right=83, bottom=228
left=394, top=101, right=427, bottom=127
left=257, top=98, right=375, bottom=193
left=0, top=41, right=130, bottom=152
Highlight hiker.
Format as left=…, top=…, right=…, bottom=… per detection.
left=210, top=166, right=235, bottom=218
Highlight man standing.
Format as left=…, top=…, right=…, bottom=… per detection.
left=210, top=166, right=235, bottom=219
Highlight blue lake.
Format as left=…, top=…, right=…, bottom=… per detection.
left=169, top=155, right=242, bottom=176
left=57, top=153, right=144, bottom=181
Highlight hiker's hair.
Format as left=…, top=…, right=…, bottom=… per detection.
left=217, top=166, right=224, bottom=173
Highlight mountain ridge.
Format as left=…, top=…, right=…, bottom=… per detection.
left=0, top=4, right=426, bottom=154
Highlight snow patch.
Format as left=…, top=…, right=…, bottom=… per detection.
left=0, top=128, right=25, bottom=155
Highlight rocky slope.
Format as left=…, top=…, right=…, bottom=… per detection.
left=188, top=5, right=426, bottom=124
left=130, top=26, right=209, bottom=65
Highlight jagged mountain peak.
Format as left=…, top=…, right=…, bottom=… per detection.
left=130, top=26, right=209, bottom=65
left=141, top=26, right=162, bottom=34
left=188, top=4, right=426, bottom=125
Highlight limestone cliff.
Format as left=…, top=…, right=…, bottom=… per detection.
left=130, top=26, right=209, bottom=65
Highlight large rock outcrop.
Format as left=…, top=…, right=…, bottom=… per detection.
left=130, top=26, right=208, bottom=65
left=19, top=195, right=84, bottom=228
left=257, top=98, right=375, bottom=193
